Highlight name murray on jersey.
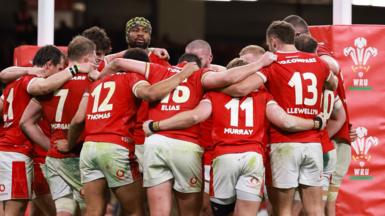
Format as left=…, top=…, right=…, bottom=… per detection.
left=224, top=127, right=254, bottom=135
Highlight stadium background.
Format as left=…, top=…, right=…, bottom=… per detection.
left=1, top=0, right=385, bottom=69
left=2, top=0, right=385, bottom=215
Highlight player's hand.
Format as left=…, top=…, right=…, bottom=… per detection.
left=27, top=67, right=46, bottom=78
left=88, top=70, right=101, bottom=81
left=143, top=120, right=154, bottom=137
left=77, top=62, right=97, bottom=74
left=350, top=126, right=357, bottom=142
left=153, top=48, right=170, bottom=60
left=181, top=62, right=200, bottom=77
left=259, top=51, right=277, bottom=67
left=316, top=112, right=327, bottom=130
left=55, top=139, right=70, bottom=153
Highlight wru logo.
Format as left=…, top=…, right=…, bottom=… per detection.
left=344, top=37, right=378, bottom=90
left=350, top=127, right=379, bottom=179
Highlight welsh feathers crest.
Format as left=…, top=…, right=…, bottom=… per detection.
left=344, top=37, right=378, bottom=76
left=351, top=127, right=379, bottom=164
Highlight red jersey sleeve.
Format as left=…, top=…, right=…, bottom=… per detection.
left=21, top=75, right=36, bottom=92
left=126, top=72, right=147, bottom=96
left=145, top=63, right=169, bottom=83
left=317, top=42, right=334, bottom=57
left=257, top=65, right=273, bottom=84
left=149, top=52, right=171, bottom=67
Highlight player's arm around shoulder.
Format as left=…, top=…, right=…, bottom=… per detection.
left=27, top=63, right=95, bottom=96
left=201, top=52, right=275, bottom=90
left=104, top=58, right=147, bottom=77
left=143, top=99, right=212, bottom=136
left=0, top=66, right=44, bottom=84
left=220, top=73, right=263, bottom=97
left=266, top=100, right=326, bottom=132
left=134, top=62, right=199, bottom=102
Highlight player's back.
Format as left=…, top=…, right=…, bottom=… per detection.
left=38, top=74, right=91, bottom=158
left=259, top=51, right=330, bottom=143
left=206, top=90, right=271, bottom=158
left=0, top=75, right=35, bottom=155
left=84, top=72, right=143, bottom=149
left=146, top=62, right=206, bottom=144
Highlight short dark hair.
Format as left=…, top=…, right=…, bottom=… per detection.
left=82, top=26, right=112, bottom=54
left=67, top=36, right=96, bottom=61
left=123, top=48, right=149, bottom=62
left=266, top=21, right=296, bottom=44
left=226, top=58, right=248, bottom=69
left=283, top=15, right=309, bottom=34
left=32, top=45, right=65, bottom=67
left=295, top=34, right=318, bottom=53
left=178, top=53, right=202, bottom=68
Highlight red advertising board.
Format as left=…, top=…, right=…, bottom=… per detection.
left=310, top=25, right=385, bottom=215
left=13, top=45, right=67, bottom=67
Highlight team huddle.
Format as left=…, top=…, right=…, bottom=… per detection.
left=0, top=15, right=354, bottom=216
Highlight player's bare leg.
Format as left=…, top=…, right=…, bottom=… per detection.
left=4, top=200, right=28, bottom=216
left=31, top=194, right=56, bottom=216
left=292, top=190, right=303, bottom=216
left=326, top=198, right=336, bottom=216
left=0, top=202, right=4, bottom=216
left=299, top=185, right=323, bottom=216
left=200, top=193, right=213, bottom=216
left=83, top=178, right=108, bottom=216
left=147, top=180, right=173, bottom=216
left=174, top=191, right=202, bottom=216
left=265, top=185, right=277, bottom=216
left=233, top=199, right=260, bottom=216
left=112, top=180, right=144, bottom=216
left=272, top=187, right=295, bottom=216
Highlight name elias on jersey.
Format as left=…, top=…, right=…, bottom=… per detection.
left=161, top=104, right=180, bottom=111
left=87, top=112, right=111, bottom=120
left=286, top=107, right=318, bottom=115
left=279, top=57, right=316, bottom=65
left=224, top=127, right=254, bottom=135
left=51, top=123, right=70, bottom=130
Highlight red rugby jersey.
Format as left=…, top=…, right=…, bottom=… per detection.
left=148, top=51, right=171, bottom=67
left=145, top=62, right=207, bottom=144
left=258, top=51, right=330, bottom=144
left=0, top=75, right=35, bottom=156
left=84, top=72, right=145, bottom=151
left=37, top=74, right=91, bottom=158
left=205, top=90, right=272, bottom=158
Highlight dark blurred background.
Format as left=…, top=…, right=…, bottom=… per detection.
left=1, top=0, right=385, bottom=68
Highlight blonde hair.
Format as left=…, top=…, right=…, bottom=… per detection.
left=239, top=45, right=265, bottom=56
